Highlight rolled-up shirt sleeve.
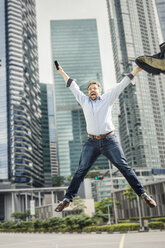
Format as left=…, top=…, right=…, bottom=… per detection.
left=66, top=78, right=86, bottom=106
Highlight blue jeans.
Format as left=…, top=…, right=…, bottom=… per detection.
left=65, top=134, right=145, bottom=201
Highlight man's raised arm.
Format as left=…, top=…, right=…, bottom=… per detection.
left=104, top=66, right=143, bottom=105
left=55, top=63, right=86, bottom=105
left=56, top=63, right=70, bottom=83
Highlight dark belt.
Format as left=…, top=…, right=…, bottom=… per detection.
left=88, top=131, right=114, bottom=140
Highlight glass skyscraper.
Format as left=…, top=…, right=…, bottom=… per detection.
left=0, top=0, right=8, bottom=181
left=40, top=83, right=52, bottom=187
left=40, top=82, right=59, bottom=185
left=47, top=84, right=59, bottom=177
left=155, top=0, right=165, bottom=40
left=0, top=0, right=44, bottom=187
left=51, top=19, right=108, bottom=177
left=107, top=0, right=165, bottom=169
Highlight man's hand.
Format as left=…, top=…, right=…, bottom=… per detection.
left=131, top=66, right=143, bottom=77
left=55, top=62, right=70, bottom=82
left=56, top=63, right=64, bottom=75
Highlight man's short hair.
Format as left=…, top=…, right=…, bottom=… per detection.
left=87, top=80, right=101, bottom=90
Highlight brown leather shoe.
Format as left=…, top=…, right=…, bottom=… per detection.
left=141, top=193, right=157, bottom=208
left=55, top=199, right=70, bottom=212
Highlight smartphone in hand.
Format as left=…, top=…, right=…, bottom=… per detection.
left=54, top=61, right=59, bottom=70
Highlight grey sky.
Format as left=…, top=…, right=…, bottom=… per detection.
left=36, top=0, right=116, bottom=90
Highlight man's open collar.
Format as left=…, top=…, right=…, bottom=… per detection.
left=88, top=95, right=103, bottom=102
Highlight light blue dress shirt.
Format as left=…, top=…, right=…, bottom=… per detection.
left=69, top=76, right=132, bottom=136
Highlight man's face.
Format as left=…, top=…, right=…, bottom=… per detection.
left=88, top=84, right=101, bottom=101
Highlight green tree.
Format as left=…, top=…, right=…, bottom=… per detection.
left=64, top=174, right=74, bottom=185
left=95, top=197, right=113, bottom=214
left=86, top=167, right=103, bottom=179
left=71, top=196, right=87, bottom=211
left=94, top=197, right=120, bottom=224
left=86, top=171, right=100, bottom=178
left=92, top=211, right=108, bottom=224
left=11, top=210, right=30, bottom=221
left=52, top=176, right=65, bottom=186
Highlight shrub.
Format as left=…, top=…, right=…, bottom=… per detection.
left=74, top=214, right=93, bottom=229
left=92, top=211, right=108, bottom=224
left=14, top=221, right=33, bottom=230
left=1, top=221, right=16, bottom=230
left=129, top=217, right=139, bottom=221
left=11, top=210, right=31, bottom=221
left=33, top=219, right=43, bottom=229
left=142, top=216, right=152, bottom=220
left=49, top=217, right=65, bottom=227
left=62, top=214, right=93, bottom=231
left=151, top=217, right=165, bottom=223
left=148, top=221, right=164, bottom=230
left=48, top=216, right=66, bottom=231
left=118, top=219, right=130, bottom=223
left=41, top=221, right=50, bottom=230
left=83, top=223, right=140, bottom=232
left=63, top=215, right=80, bottom=231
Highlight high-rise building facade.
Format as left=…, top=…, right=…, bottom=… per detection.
left=40, top=83, right=52, bottom=187
left=51, top=19, right=108, bottom=176
left=155, top=0, right=165, bottom=40
left=107, top=0, right=165, bottom=170
left=46, top=84, right=59, bottom=177
left=0, top=0, right=44, bottom=187
left=0, top=0, right=8, bottom=182
left=40, top=82, right=59, bottom=185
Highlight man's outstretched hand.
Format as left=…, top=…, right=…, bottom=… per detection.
left=55, top=61, right=64, bottom=75
left=57, top=65, right=64, bottom=75
left=55, top=62, right=70, bottom=82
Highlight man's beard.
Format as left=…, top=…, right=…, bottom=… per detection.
left=89, top=94, right=97, bottom=100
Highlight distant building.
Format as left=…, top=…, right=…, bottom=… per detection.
left=91, top=168, right=165, bottom=201
left=114, top=180, right=165, bottom=218
left=0, top=186, right=67, bottom=221
left=78, top=178, right=93, bottom=199
left=50, top=19, right=108, bottom=177
left=47, top=84, right=59, bottom=177
left=40, top=83, right=52, bottom=187
left=40, top=83, right=59, bottom=186
left=107, top=0, right=165, bottom=170
left=0, top=0, right=44, bottom=188
left=155, top=0, right=165, bottom=40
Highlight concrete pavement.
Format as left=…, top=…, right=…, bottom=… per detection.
left=0, top=231, right=165, bottom=248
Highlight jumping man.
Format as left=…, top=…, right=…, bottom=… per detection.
left=55, top=64, right=157, bottom=212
